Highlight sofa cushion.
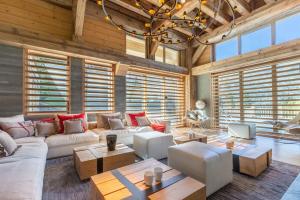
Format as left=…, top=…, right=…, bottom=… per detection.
left=14, top=136, right=45, bottom=144
left=0, top=130, right=18, bottom=156
left=45, top=131, right=99, bottom=148
left=0, top=114, right=24, bottom=129
left=35, top=122, right=57, bottom=137
left=0, top=141, right=48, bottom=200
left=108, top=118, right=125, bottom=130
left=57, top=113, right=87, bottom=133
left=96, top=112, right=121, bottom=129
left=1, top=121, right=35, bottom=139
left=128, top=112, right=146, bottom=126
left=136, top=116, right=150, bottom=126
left=64, top=119, right=84, bottom=134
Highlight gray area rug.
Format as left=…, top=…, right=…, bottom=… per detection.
left=43, top=156, right=300, bottom=200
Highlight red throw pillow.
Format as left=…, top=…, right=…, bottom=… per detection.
left=128, top=112, right=146, bottom=126
left=57, top=113, right=87, bottom=133
left=40, top=118, right=55, bottom=123
left=150, top=123, right=166, bottom=133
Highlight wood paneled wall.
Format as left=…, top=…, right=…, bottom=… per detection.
left=0, top=0, right=126, bottom=55
left=83, top=16, right=126, bottom=54
left=0, top=0, right=73, bottom=40
left=194, top=46, right=212, bottom=66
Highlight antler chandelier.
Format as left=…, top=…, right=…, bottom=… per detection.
left=97, top=0, right=236, bottom=45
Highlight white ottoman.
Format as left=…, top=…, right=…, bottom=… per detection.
left=228, top=123, right=256, bottom=139
left=133, top=131, right=174, bottom=160
left=168, top=141, right=233, bottom=196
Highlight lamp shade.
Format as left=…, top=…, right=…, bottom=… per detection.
left=195, top=100, right=206, bottom=110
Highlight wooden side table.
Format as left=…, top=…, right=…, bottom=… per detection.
left=73, top=143, right=135, bottom=180
left=175, top=134, right=208, bottom=144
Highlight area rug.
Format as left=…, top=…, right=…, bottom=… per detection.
left=43, top=156, right=300, bottom=200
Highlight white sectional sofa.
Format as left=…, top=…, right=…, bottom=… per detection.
left=0, top=137, right=48, bottom=200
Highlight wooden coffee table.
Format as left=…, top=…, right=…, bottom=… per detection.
left=73, top=143, right=135, bottom=180
left=175, top=134, right=207, bottom=144
left=212, top=141, right=272, bottom=177
left=91, top=158, right=206, bottom=200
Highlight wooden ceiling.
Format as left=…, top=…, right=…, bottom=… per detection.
left=45, top=0, right=274, bottom=41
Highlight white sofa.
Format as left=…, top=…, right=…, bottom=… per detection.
left=228, top=123, right=256, bottom=139
left=168, top=141, right=233, bottom=196
left=133, top=131, right=175, bottom=160
left=0, top=137, right=48, bottom=200
left=45, top=130, right=99, bottom=159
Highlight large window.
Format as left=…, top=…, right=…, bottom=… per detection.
left=155, top=46, right=180, bottom=66
left=126, top=35, right=145, bottom=58
left=24, top=49, right=70, bottom=114
left=215, top=37, right=238, bottom=61
left=241, top=26, right=272, bottom=54
left=83, top=60, right=114, bottom=112
left=276, top=13, right=300, bottom=44
left=212, top=58, right=300, bottom=133
left=126, top=69, right=185, bottom=126
left=215, top=12, right=300, bottom=61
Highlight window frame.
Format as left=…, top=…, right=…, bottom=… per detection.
left=23, top=49, right=71, bottom=115
left=125, top=34, right=146, bottom=58
left=155, top=45, right=180, bottom=66
left=83, top=59, right=115, bottom=113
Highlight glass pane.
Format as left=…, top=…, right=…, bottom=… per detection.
left=165, top=48, right=179, bottom=66
left=215, top=37, right=238, bottom=61
left=241, top=26, right=271, bottom=54
left=126, top=35, right=145, bottom=58
left=155, top=46, right=164, bottom=62
left=276, top=13, right=300, bottom=44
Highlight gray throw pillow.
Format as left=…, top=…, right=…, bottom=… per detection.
left=36, top=122, right=56, bottom=137
left=136, top=116, right=150, bottom=126
left=108, top=118, right=125, bottom=130
left=97, top=113, right=121, bottom=129
left=0, top=130, right=18, bottom=156
left=64, top=119, right=84, bottom=134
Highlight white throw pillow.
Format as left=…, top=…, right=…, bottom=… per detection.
left=0, top=130, right=18, bottom=156
left=0, top=115, right=24, bottom=129
left=36, top=122, right=56, bottom=137
left=64, top=119, right=84, bottom=134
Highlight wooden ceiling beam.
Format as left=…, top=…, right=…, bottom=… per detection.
left=228, top=0, right=251, bottom=15
left=201, top=4, right=230, bottom=24
left=109, top=0, right=150, bottom=18
left=73, top=0, right=87, bottom=41
left=43, top=0, right=73, bottom=8
left=195, top=0, right=300, bottom=46
left=192, top=44, right=207, bottom=64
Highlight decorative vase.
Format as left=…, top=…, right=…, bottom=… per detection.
left=106, top=134, right=117, bottom=151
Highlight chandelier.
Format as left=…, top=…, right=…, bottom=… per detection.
left=97, top=0, right=236, bottom=45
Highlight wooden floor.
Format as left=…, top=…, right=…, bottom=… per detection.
left=174, top=128, right=300, bottom=167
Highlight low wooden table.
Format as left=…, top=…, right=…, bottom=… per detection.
left=175, top=134, right=208, bottom=144
left=212, top=141, right=272, bottom=177
left=74, top=143, right=135, bottom=180
left=91, top=158, right=206, bottom=200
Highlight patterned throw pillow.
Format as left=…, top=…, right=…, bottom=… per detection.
left=135, top=116, right=150, bottom=126
left=0, top=130, right=18, bottom=156
left=108, top=118, right=125, bottom=130
left=64, top=119, right=84, bottom=134
left=1, top=121, right=35, bottom=139
left=0, top=114, right=25, bottom=129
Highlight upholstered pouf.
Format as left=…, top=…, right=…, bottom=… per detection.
left=133, top=131, right=174, bottom=160
left=168, top=141, right=233, bottom=196
left=228, top=123, right=256, bottom=139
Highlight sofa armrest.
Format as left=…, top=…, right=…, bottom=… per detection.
left=148, top=117, right=171, bottom=133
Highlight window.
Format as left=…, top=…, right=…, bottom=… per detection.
left=212, top=58, right=300, bottom=134
left=215, top=37, right=238, bottom=61
left=241, top=26, right=272, bottom=54
left=126, top=69, right=185, bottom=126
left=126, top=35, right=145, bottom=58
left=24, top=49, right=70, bottom=114
left=155, top=46, right=180, bottom=66
left=276, top=13, right=300, bottom=44
left=165, top=48, right=179, bottom=65
left=83, top=60, right=114, bottom=112
left=155, top=46, right=164, bottom=62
